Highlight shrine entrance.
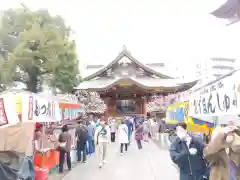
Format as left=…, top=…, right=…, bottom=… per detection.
left=76, top=47, right=197, bottom=116
left=99, top=83, right=148, bottom=116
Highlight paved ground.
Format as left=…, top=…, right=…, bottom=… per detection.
left=152, top=133, right=171, bottom=149
left=50, top=139, right=179, bottom=180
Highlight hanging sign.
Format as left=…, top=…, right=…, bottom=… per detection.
left=166, top=101, right=189, bottom=124
left=14, top=94, right=22, bottom=114
left=22, top=94, right=61, bottom=122
left=189, top=70, right=240, bottom=117
left=59, top=103, right=81, bottom=121
left=118, top=82, right=132, bottom=87
left=0, top=94, right=20, bottom=128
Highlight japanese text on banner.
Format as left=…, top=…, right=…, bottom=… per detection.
left=25, top=95, right=60, bottom=122
left=189, top=73, right=240, bottom=117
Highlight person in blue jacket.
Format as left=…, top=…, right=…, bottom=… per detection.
left=169, top=123, right=208, bottom=180
left=124, top=117, right=133, bottom=145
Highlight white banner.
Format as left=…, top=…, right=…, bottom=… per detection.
left=189, top=71, right=240, bottom=117
left=22, top=94, right=61, bottom=122
left=0, top=94, right=20, bottom=129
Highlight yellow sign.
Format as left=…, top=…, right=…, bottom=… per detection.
left=14, top=94, right=22, bottom=114
left=166, top=101, right=213, bottom=135
left=187, top=124, right=212, bottom=135
left=118, top=82, right=132, bottom=87
left=166, top=101, right=189, bottom=124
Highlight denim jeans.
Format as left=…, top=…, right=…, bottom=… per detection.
left=92, top=140, right=95, bottom=153
left=77, top=143, right=87, bottom=162
left=59, top=150, right=71, bottom=173
left=128, top=130, right=132, bottom=144
left=87, top=136, right=94, bottom=154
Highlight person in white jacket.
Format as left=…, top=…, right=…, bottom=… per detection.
left=94, top=118, right=110, bottom=168
left=118, top=120, right=129, bottom=155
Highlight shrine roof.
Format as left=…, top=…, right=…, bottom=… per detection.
left=83, top=46, right=173, bottom=80
left=211, top=0, right=240, bottom=20
left=75, top=77, right=198, bottom=91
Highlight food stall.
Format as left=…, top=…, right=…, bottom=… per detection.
left=0, top=91, right=35, bottom=180
left=20, top=92, right=62, bottom=180
left=0, top=91, right=85, bottom=180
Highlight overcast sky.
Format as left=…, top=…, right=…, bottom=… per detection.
left=1, top=0, right=239, bottom=70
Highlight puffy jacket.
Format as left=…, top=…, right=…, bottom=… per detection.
left=170, top=137, right=208, bottom=180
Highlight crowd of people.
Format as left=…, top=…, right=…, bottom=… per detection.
left=32, top=112, right=240, bottom=180
left=35, top=114, right=240, bottom=179
left=167, top=122, right=240, bottom=180
left=56, top=115, right=158, bottom=170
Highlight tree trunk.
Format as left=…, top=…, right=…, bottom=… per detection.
left=26, top=67, right=38, bottom=93
left=26, top=76, right=38, bottom=93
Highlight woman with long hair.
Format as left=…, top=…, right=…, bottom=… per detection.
left=58, top=125, right=72, bottom=173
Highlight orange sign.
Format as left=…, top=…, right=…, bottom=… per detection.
left=59, top=103, right=81, bottom=120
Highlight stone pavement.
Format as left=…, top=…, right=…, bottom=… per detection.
left=50, top=140, right=179, bottom=180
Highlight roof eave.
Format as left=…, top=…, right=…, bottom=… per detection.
left=83, top=49, right=173, bottom=81
left=76, top=77, right=198, bottom=92
left=210, top=0, right=240, bottom=19
left=175, top=80, right=198, bottom=93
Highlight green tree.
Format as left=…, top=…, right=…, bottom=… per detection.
left=0, top=6, right=80, bottom=93
left=51, top=41, right=81, bottom=93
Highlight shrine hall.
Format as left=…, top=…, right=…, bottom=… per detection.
left=76, top=47, right=197, bottom=116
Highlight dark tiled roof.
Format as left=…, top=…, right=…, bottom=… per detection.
left=211, top=0, right=240, bottom=19
left=86, top=64, right=104, bottom=69
left=83, top=47, right=173, bottom=81
left=76, top=77, right=197, bottom=91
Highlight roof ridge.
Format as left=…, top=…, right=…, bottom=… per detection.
left=83, top=48, right=173, bottom=80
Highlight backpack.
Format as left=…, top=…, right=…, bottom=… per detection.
left=77, top=127, right=88, bottom=142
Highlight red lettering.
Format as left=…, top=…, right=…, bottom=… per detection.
left=28, top=96, right=33, bottom=120
left=0, top=98, right=8, bottom=126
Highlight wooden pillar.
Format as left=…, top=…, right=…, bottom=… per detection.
left=103, top=98, right=109, bottom=117
left=142, top=96, right=148, bottom=116
left=106, top=98, right=116, bottom=117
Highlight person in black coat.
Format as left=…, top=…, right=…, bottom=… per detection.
left=169, top=123, right=208, bottom=180
left=75, top=121, right=88, bottom=163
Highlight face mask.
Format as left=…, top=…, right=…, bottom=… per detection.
left=176, top=130, right=187, bottom=140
